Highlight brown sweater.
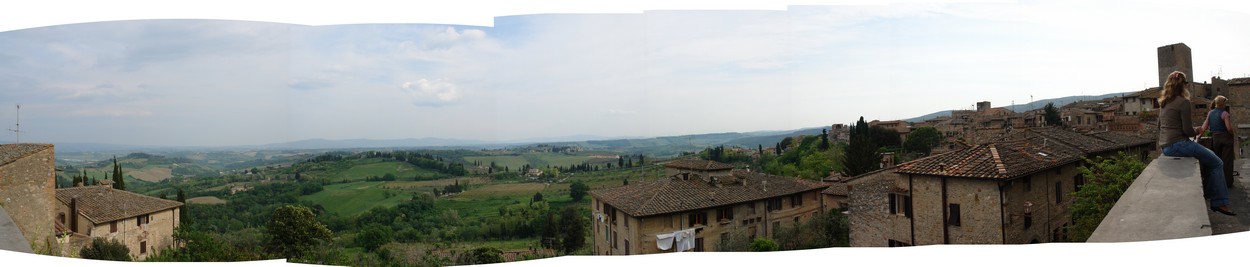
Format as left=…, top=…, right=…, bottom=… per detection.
left=1158, top=98, right=1197, bottom=148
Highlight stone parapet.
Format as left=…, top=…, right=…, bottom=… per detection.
left=1087, top=157, right=1210, bottom=242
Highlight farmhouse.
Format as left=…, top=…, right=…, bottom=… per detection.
left=590, top=159, right=828, bottom=255
left=55, top=185, right=183, bottom=260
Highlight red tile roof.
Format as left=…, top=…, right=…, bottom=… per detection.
left=662, top=158, right=734, bottom=171
left=55, top=186, right=183, bottom=224
left=590, top=170, right=827, bottom=217
left=895, top=128, right=1151, bottom=180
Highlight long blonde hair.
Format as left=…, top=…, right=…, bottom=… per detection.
left=1159, top=71, right=1189, bottom=107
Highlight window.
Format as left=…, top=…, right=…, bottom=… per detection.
left=790, top=194, right=803, bottom=208
left=694, top=238, right=704, bottom=252
left=1074, top=174, right=1085, bottom=191
left=624, top=216, right=629, bottom=228
left=136, top=214, right=150, bottom=226
left=793, top=216, right=800, bottom=225
left=889, top=194, right=897, bottom=214
left=1024, top=176, right=1032, bottom=192
left=748, top=226, right=757, bottom=240
left=716, top=207, right=734, bottom=222
left=688, top=211, right=708, bottom=227
left=748, top=202, right=756, bottom=215
left=888, top=239, right=911, bottom=247
left=888, top=194, right=912, bottom=218
left=767, top=198, right=783, bottom=211
left=1024, top=212, right=1033, bottom=229
left=58, top=213, right=65, bottom=224
left=625, top=239, right=630, bottom=255
left=772, top=221, right=781, bottom=237
left=1055, top=181, right=1063, bottom=204
left=948, top=204, right=961, bottom=227
left=140, top=241, right=147, bottom=254
left=612, top=231, right=618, bottom=249
left=606, top=205, right=617, bottom=225
left=904, top=196, right=913, bottom=218
left=110, top=221, right=117, bottom=233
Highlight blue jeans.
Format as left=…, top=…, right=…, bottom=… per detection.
left=1162, top=140, right=1231, bottom=207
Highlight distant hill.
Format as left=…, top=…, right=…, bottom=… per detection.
left=903, top=92, right=1133, bottom=122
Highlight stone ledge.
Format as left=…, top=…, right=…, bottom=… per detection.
left=1087, top=157, right=1211, bottom=242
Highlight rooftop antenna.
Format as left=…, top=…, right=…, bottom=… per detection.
left=8, top=104, right=20, bottom=144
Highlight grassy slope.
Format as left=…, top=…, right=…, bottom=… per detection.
left=300, top=181, right=412, bottom=217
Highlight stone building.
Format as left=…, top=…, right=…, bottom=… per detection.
left=589, top=160, right=827, bottom=255
left=662, top=158, right=733, bottom=179
left=869, top=120, right=910, bottom=142
left=1225, top=77, right=1250, bottom=137
left=0, top=144, right=56, bottom=250
left=55, top=185, right=182, bottom=260
left=848, top=128, right=1153, bottom=246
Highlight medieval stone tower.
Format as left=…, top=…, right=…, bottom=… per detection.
left=1158, top=43, right=1192, bottom=88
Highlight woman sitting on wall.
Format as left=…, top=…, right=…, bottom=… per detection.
left=1158, top=71, right=1235, bottom=216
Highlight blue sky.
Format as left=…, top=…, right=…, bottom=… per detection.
left=1, top=1, right=1249, bottom=146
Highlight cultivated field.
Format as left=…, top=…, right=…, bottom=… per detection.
left=187, top=196, right=226, bottom=205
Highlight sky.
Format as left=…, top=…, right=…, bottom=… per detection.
left=1, top=0, right=1249, bottom=147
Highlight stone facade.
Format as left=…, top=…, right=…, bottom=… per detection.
left=0, top=144, right=56, bottom=248
left=1158, top=43, right=1192, bottom=88
left=848, top=129, right=1153, bottom=246
left=593, top=191, right=822, bottom=255
left=57, top=202, right=179, bottom=260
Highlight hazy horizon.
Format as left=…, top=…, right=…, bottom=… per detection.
left=3, top=1, right=1249, bottom=147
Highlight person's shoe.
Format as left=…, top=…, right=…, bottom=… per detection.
left=1212, top=205, right=1237, bottom=216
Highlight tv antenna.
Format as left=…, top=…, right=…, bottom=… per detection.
left=8, top=104, right=21, bottom=144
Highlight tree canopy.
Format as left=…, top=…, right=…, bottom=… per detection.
left=903, top=126, right=942, bottom=155
left=265, top=205, right=334, bottom=258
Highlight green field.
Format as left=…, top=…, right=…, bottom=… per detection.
left=312, top=158, right=443, bottom=182
left=463, top=151, right=620, bottom=170
left=300, top=181, right=413, bottom=217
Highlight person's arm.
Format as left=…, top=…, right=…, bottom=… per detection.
left=1223, top=110, right=1235, bottom=136
left=1197, top=110, right=1211, bottom=137
left=1181, top=102, right=1197, bottom=137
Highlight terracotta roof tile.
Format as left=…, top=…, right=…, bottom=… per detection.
left=821, top=182, right=848, bottom=196
left=55, top=186, right=183, bottom=224
left=590, top=170, right=827, bottom=217
left=895, top=128, right=1150, bottom=180
left=0, top=144, right=51, bottom=166
left=662, top=159, right=734, bottom=171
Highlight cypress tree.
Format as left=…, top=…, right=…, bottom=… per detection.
left=176, top=189, right=188, bottom=222
left=112, top=156, right=125, bottom=190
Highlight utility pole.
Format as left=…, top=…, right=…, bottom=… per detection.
left=8, top=104, right=20, bottom=144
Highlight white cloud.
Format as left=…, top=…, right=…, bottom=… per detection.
left=400, top=79, right=461, bottom=106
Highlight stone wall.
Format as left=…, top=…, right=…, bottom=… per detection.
left=847, top=171, right=909, bottom=247
left=0, top=145, right=56, bottom=248
left=595, top=190, right=825, bottom=255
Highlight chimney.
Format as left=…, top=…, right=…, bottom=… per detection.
left=762, top=180, right=768, bottom=192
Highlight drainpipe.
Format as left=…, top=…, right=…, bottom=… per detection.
left=941, top=176, right=949, bottom=244
left=999, top=182, right=1006, bottom=244
left=70, top=197, right=78, bottom=233
left=908, top=174, right=915, bottom=245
